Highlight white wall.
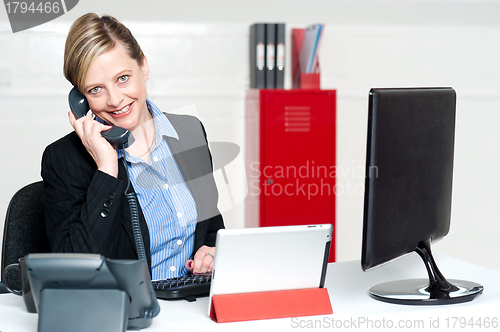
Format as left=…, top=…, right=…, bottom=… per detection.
left=1, top=0, right=499, bottom=270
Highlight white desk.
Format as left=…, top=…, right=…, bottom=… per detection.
left=1, top=252, right=499, bottom=331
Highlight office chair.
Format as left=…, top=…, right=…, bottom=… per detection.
left=1, top=181, right=50, bottom=293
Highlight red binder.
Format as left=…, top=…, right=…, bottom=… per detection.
left=291, top=28, right=320, bottom=90
left=210, top=288, right=332, bottom=323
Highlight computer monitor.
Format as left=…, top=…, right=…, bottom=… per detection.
left=361, top=87, right=483, bottom=305
left=24, top=253, right=159, bottom=332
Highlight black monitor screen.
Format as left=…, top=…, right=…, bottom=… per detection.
left=360, top=87, right=483, bottom=305
left=362, top=87, right=456, bottom=270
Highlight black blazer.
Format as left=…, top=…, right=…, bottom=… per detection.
left=41, top=113, right=224, bottom=270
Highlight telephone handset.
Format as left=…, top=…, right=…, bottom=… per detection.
left=68, top=87, right=135, bottom=149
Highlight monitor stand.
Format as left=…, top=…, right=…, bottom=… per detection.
left=369, top=239, right=483, bottom=305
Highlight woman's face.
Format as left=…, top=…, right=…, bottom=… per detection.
left=83, top=42, right=149, bottom=131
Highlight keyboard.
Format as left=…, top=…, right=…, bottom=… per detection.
left=152, top=273, right=211, bottom=302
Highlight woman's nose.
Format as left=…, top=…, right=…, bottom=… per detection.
left=107, top=86, right=123, bottom=108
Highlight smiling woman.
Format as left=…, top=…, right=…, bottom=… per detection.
left=77, top=42, right=149, bottom=127
left=74, top=42, right=152, bottom=170
left=41, top=13, right=224, bottom=281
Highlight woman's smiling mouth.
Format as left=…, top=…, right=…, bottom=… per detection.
left=111, top=103, right=133, bottom=117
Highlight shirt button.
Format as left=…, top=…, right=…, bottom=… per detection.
left=170, top=266, right=176, bottom=272
left=108, top=191, right=117, bottom=199
left=177, top=212, right=182, bottom=218
left=103, top=200, right=112, bottom=208
left=177, top=240, right=182, bottom=246
left=153, top=156, right=158, bottom=162
left=162, top=183, right=169, bottom=190
left=100, top=209, right=109, bottom=218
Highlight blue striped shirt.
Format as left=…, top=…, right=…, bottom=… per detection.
left=117, top=100, right=197, bottom=280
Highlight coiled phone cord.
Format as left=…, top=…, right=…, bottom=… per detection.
left=121, top=158, right=160, bottom=319
left=125, top=190, right=147, bottom=261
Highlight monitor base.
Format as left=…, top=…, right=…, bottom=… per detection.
left=369, top=239, right=483, bottom=305
left=369, top=278, right=483, bottom=305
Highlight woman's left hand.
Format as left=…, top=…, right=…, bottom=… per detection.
left=185, top=245, right=215, bottom=274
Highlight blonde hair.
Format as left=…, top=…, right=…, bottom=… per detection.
left=63, top=13, right=144, bottom=92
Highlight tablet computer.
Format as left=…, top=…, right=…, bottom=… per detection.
left=208, top=224, right=333, bottom=315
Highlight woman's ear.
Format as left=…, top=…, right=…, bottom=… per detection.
left=141, top=56, right=149, bottom=82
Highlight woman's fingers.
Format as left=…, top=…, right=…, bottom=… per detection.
left=68, top=112, right=118, bottom=177
left=185, top=260, right=194, bottom=271
left=198, top=253, right=213, bottom=273
left=189, top=245, right=215, bottom=274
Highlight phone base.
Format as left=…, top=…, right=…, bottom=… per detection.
left=38, top=288, right=129, bottom=332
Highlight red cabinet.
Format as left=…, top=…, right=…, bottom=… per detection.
left=245, top=89, right=336, bottom=261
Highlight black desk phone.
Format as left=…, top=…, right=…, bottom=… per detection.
left=25, top=253, right=160, bottom=331
left=68, top=87, right=135, bottom=149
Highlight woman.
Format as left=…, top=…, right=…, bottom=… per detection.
left=41, top=13, right=224, bottom=280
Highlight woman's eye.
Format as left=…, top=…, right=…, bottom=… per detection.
left=118, top=75, right=129, bottom=83
left=89, top=87, right=101, bottom=94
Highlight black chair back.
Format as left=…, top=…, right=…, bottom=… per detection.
left=1, top=181, right=50, bottom=292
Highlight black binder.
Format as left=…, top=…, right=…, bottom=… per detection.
left=250, top=23, right=266, bottom=89
left=275, top=23, right=286, bottom=89
left=265, top=23, right=276, bottom=89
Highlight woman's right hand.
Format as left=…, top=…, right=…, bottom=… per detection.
left=69, top=111, right=118, bottom=178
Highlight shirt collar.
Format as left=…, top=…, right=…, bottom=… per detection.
left=147, top=99, right=179, bottom=141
